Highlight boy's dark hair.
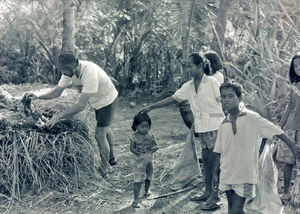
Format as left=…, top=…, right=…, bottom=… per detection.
left=58, top=52, right=79, bottom=65
left=204, top=50, right=223, bottom=75
left=188, top=52, right=210, bottom=75
left=132, top=112, right=151, bottom=131
left=289, top=53, right=300, bottom=83
left=220, top=81, right=243, bottom=98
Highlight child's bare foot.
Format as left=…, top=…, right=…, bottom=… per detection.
left=131, top=200, right=141, bottom=208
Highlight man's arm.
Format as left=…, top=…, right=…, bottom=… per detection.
left=46, top=92, right=92, bottom=127
left=37, top=86, right=65, bottom=100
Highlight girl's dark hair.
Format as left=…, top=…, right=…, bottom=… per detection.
left=204, top=50, right=223, bottom=75
left=131, top=112, right=151, bottom=131
left=289, top=53, right=300, bottom=83
left=188, top=52, right=210, bottom=75
left=220, top=81, right=243, bottom=98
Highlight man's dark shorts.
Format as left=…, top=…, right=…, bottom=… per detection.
left=95, top=98, right=118, bottom=127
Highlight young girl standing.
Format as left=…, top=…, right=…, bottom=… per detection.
left=277, top=53, right=300, bottom=201
left=129, top=113, right=158, bottom=208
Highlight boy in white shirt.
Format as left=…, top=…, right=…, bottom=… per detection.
left=213, top=81, right=300, bottom=213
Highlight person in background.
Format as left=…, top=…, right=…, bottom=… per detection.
left=141, top=52, right=224, bottom=211
left=213, top=81, right=300, bottom=214
left=28, top=52, right=118, bottom=178
left=204, top=50, right=224, bottom=84
left=277, top=53, right=300, bottom=201
left=129, top=112, right=158, bottom=208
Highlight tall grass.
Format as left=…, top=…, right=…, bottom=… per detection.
left=225, top=0, right=299, bottom=122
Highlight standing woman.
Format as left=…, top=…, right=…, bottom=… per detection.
left=277, top=53, right=300, bottom=201
left=141, top=52, right=225, bottom=210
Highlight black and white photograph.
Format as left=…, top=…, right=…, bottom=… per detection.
left=0, top=0, right=299, bottom=213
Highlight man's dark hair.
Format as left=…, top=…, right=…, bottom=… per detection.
left=58, top=52, right=78, bottom=65
left=220, top=81, right=243, bottom=98
left=188, top=52, right=211, bottom=75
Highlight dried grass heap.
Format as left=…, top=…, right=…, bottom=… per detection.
left=0, top=89, right=95, bottom=199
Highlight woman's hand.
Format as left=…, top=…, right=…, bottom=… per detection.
left=139, top=105, right=152, bottom=114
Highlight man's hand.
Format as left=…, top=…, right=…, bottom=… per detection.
left=45, top=115, right=61, bottom=128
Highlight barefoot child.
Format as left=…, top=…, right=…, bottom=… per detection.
left=129, top=113, right=158, bottom=208
left=213, top=81, right=300, bottom=214
left=277, top=53, right=300, bottom=201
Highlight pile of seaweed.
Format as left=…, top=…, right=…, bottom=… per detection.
left=0, top=89, right=95, bottom=199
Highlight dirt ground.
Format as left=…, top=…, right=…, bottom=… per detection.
left=71, top=97, right=230, bottom=214
left=0, top=84, right=298, bottom=214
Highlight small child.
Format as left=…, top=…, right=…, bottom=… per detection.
left=213, top=81, right=300, bottom=214
left=129, top=112, right=158, bottom=208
